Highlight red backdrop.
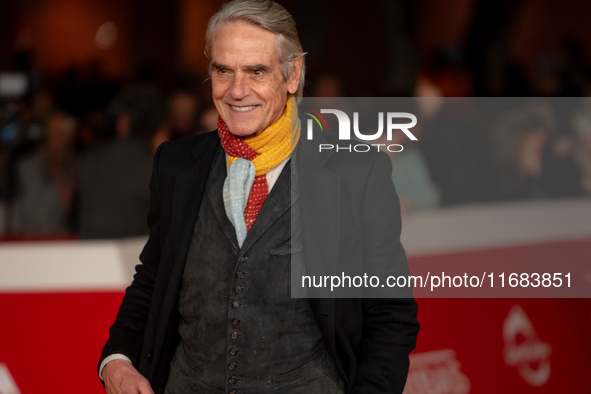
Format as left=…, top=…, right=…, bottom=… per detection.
left=1, top=240, right=590, bottom=393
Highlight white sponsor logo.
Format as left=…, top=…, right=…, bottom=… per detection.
left=304, top=109, right=417, bottom=152
left=0, top=364, right=20, bottom=394
left=308, top=110, right=417, bottom=141
left=403, top=349, right=471, bottom=394
left=503, top=305, right=552, bottom=386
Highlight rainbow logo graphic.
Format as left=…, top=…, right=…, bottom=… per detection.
left=302, top=107, right=329, bottom=131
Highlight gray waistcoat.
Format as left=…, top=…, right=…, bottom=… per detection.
left=165, top=148, right=343, bottom=394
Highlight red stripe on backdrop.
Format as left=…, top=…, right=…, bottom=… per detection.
left=0, top=292, right=124, bottom=394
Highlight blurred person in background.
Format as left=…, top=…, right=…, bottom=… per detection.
left=2, top=90, right=56, bottom=168
left=13, top=111, right=78, bottom=235
left=310, top=74, right=344, bottom=97
left=492, top=101, right=552, bottom=200
left=78, top=85, right=169, bottom=239
left=28, top=90, right=56, bottom=126
left=532, top=56, right=565, bottom=97
left=78, top=110, right=117, bottom=148
left=375, top=96, right=440, bottom=216
left=541, top=124, right=584, bottom=199
left=571, top=96, right=591, bottom=195
left=167, top=89, right=200, bottom=139
left=414, top=68, right=499, bottom=206
left=196, top=104, right=219, bottom=134
left=491, top=100, right=583, bottom=200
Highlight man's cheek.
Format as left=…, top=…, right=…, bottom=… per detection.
left=212, top=81, right=229, bottom=96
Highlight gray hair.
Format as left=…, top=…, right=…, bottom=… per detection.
left=205, top=0, right=306, bottom=97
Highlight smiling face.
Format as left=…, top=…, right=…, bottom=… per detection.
left=210, top=21, right=301, bottom=137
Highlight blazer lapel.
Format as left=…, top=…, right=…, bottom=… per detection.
left=207, top=147, right=240, bottom=251
left=239, top=162, right=292, bottom=255
left=296, top=135, right=340, bottom=278
left=170, top=135, right=221, bottom=269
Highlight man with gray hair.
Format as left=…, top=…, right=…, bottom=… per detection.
left=99, top=1, right=419, bottom=393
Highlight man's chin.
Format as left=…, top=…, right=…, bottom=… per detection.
left=226, top=123, right=261, bottom=138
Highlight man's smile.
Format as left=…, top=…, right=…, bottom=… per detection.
left=230, top=104, right=258, bottom=112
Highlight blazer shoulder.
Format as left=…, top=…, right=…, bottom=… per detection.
left=157, top=131, right=220, bottom=173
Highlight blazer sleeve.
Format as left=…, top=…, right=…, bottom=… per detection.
left=351, top=152, right=420, bottom=394
left=97, top=143, right=165, bottom=377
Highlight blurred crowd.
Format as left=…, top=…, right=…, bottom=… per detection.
left=0, top=70, right=219, bottom=239
left=1, top=45, right=591, bottom=239
left=307, top=45, right=591, bottom=217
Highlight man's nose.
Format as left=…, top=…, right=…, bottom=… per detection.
left=229, top=73, right=249, bottom=100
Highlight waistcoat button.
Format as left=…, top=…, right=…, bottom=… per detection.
left=229, top=347, right=238, bottom=356
left=232, top=301, right=240, bottom=309
left=232, top=318, right=240, bottom=326
left=228, top=362, right=237, bottom=370
left=236, top=271, right=245, bottom=279
left=231, top=331, right=239, bottom=340
left=228, top=376, right=237, bottom=384
left=235, top=286, right=243, bottom=294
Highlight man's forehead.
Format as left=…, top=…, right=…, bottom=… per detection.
left=210, top=21, right=281, bottom=62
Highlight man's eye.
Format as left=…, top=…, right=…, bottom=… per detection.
left=253, top=70, right=262, bottom=75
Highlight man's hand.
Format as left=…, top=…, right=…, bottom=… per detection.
left=103, top=360, right=154, bottom=394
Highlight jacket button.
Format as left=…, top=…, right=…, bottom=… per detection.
left=229, top=348, right=238, bottom=356
left=228, top=362, right=237, bottom=370
left=236, top=271, right=245, bottom=279
left=228, top=376, right=237, bottom=384
left=232, top=301, right=240, bottom=309
left=231, top=331, right=239, bottom=340
left=239, top=256, right=246, bottom=263
left=232, top=318, right=240, bottom=326
left=235, top=286, right=243, bottom=294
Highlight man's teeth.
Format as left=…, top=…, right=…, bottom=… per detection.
left=231, top=105, right=256, bottom=112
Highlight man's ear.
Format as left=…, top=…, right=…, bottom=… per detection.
left=287, top=57, right=303, bottom=95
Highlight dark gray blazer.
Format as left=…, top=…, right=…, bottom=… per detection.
left=99, top=130, right=419, bottom=394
